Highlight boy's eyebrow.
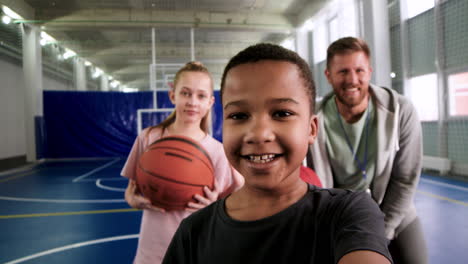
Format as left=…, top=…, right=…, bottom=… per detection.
left=224, top=100, right=247, bottom=110
left=269, top=98, right=300, bottom=105
left=223, top=98, right=299, bottom=110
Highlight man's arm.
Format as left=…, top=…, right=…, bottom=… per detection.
left=380, top=99, right=422, bottom=238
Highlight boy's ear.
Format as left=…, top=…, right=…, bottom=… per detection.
left=307, top=115, right=319, bottom=145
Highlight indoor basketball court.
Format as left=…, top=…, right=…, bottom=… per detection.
left=0, top=160, right=467, bottom=263
left=1, top=0, right=468, bottom=263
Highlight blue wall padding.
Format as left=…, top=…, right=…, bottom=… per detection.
left=35, top=116, right=45, bottom=159
left=42, top=90, right=223, bottom=158
left=212, top=91, right=223, bottom=142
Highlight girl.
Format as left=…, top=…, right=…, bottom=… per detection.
left=121, top=61, right=243, bottom=264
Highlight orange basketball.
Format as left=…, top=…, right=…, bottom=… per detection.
left=136, top=135, right=214, bottom=211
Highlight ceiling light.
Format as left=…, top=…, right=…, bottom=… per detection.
left=40, top=31, right=56, bottom=45
left=84, top=61, right=92, bottom=66
left=63, top=49, right=76, bottom=59
left=2, top=6, right=23, bottom=20
left=122, top=87, right=138, bottom=93
left=2, top=15, right=11, bottom=24
left=92, top=68, right=102, bottom=79
left=110, top=80, right=120, bottom=88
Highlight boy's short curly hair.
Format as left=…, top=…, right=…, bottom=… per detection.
left=220, top=43, right=316, bottom=113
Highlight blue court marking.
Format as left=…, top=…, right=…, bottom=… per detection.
left=0, top=196, right=125, bottom=203
left=420, top=178, right=468, bottom=192
left=2, top=234, right=139, bottom=264
left=73, top=158, right=122, bottom=182
left=415, top=174, right=468, bottom=264
left=418, top=174, right=468, bottom=203
left=0, top=159, right=129, bottom=218
left=0, top=210, right=142, bottom=264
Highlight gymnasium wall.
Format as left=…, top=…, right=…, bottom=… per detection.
left=0, top=53, right=76, bottom=165
left=41, top=90, right=223, bottom=159
left=0, top=56, right=26, bottom=160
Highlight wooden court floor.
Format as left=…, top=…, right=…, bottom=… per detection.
left=0, top=158, right=467, bottom=264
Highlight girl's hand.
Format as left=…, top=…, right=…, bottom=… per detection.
left=185, top=186, right=219, bottom=212
left=125, top=179, right=165, bottom=212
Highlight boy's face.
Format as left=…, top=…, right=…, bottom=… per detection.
left=222, top=60, right=317, bottom=190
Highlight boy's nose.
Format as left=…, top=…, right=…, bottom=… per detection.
left=244, top=117, right=275, bottom=144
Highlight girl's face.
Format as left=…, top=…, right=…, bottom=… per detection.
left=169, top=71, right=214, bottom=125
left=222, top=60, right=317, bottom=191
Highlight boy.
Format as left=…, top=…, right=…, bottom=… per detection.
left=162, top=43, right=392, bottom=264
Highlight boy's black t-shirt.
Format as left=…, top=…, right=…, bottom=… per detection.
left=162, top=185, right=392, bottom=264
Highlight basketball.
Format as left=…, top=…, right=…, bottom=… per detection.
left=136, top=135, right=214, bottom=211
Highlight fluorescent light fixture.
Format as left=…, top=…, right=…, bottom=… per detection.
left=110, top=80, right=120, bottom=88
left=122, top=87, right=138, bottom=93
left=40, top=31, right=56, bottom=45
left=84, top=61, right=92, bottom=66
left=2, top=15, right=11, bottom=24
left=92, top=68, right=103, bottom=78
left=63, top=49, right=76, bottom=59
left=2, top=6, right=23, bottom=20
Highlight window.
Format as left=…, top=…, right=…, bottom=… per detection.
left=406, top=0, right=434, bottom=19
left=280, top=37, right=295, bottom=51
left=448, top=71, right=468, bottom=117
left=313, top=24, right=327, bottom=63
left=408, top=73, right=438, bottom=121
left=328, top=16, right=339, bottom=43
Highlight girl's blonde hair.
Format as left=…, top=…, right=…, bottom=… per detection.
left=151, top=61, right=214, bottom=134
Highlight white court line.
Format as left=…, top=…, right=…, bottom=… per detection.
left=73, top=158, right=121, bottom=182
left=96, top=179, right=126, bottom=192
left=2, top=234, right=139, bottom=264
left=0, top=196, right=125, bottom=203
left=420, top=178, right=468, bottom=192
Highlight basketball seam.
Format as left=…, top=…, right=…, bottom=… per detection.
left=165, top=152, right=193, bottom=162
left=149, top=136, right=214, bottom=166
left=147, top=146, right=214, bottom=175
left=137, top=163, right=211, bottom=188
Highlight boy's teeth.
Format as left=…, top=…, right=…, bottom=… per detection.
left=248, top=154, right=275, bottom=163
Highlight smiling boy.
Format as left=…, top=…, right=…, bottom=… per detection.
left=162, top=43, right=392, bottom=264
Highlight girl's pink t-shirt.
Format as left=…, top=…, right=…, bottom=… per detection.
left=121, top=127, right=238, bottom=264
